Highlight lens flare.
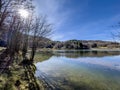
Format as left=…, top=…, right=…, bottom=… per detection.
left=18, top=9, right=29, bottom=18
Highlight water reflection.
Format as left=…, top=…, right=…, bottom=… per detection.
left=53, top=50, right=120, bottom=58
left=35, top=50, right=120, bottom=90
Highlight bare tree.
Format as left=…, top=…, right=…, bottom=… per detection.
left=111, top=22, right=120, bottom=41
left=0, top=0, right=12, bottom=36
left=30, top=16, right=52, bottom=62
left=21, top=14, right=34, bottom=59
left=0, top=0, right=34, bottom=59
left=0, top=0, right=53, bottom=63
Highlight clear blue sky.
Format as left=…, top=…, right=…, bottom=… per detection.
left=35, top=0, right=120, bottom=41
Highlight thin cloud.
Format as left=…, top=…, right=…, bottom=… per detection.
left=34, top=0, right=120, bottom=41
left=52, top=34, right=65, bottom=41
left=74, top=14, right=120, bottom=39
left=34, top=0, right=70, bottom=30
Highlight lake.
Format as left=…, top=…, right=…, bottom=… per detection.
left=35, top=50, right=120, bottom=90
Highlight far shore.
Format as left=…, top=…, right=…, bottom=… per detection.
left=37, top=48, right=120, bottom=52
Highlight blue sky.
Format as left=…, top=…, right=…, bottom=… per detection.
left=34, top=0, right=120, bottom=41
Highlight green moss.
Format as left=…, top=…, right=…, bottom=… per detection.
left=0, top=58, right=43, bottom=90
left=34, top=52, right=52, bottom=62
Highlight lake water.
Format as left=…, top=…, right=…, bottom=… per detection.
left=35, top=50, right=120, bottom=90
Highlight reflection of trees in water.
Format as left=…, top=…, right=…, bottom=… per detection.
left=53, top=51, right=120, bottom=58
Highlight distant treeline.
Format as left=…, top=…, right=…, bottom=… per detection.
left=36, top=39, right=120, bottom=49
left=0, top=38, right=120, bottom=49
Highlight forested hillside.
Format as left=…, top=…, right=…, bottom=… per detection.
left=35, top=39, right=120, bottom=49
left=0, top=37, right=120, bottom=49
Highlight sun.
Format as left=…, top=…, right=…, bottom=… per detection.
left=18, top=9, right=29, bottom=18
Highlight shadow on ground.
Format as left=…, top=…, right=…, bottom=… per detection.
left=20, top=59, right=40, bottom=90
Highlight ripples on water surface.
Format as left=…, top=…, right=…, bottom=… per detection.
left=35, top=50, right=120, bottom=90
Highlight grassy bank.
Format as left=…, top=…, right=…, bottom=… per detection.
left=0, top=50, right=47, bottom=90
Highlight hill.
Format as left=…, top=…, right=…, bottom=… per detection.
left=0, top=37, right=120, bottom=49
left=37, top=39, right=120, bottom=49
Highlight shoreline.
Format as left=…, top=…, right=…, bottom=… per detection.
left=38, top=48, right=120, bottom=52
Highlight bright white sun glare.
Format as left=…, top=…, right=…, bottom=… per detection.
left=18, top=9, right=29, bottom=18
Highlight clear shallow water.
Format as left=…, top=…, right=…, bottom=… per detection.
left=35, top=50, right=120, bottom=90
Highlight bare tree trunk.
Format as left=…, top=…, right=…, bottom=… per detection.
left=29, top=16, right=52, bottom=62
